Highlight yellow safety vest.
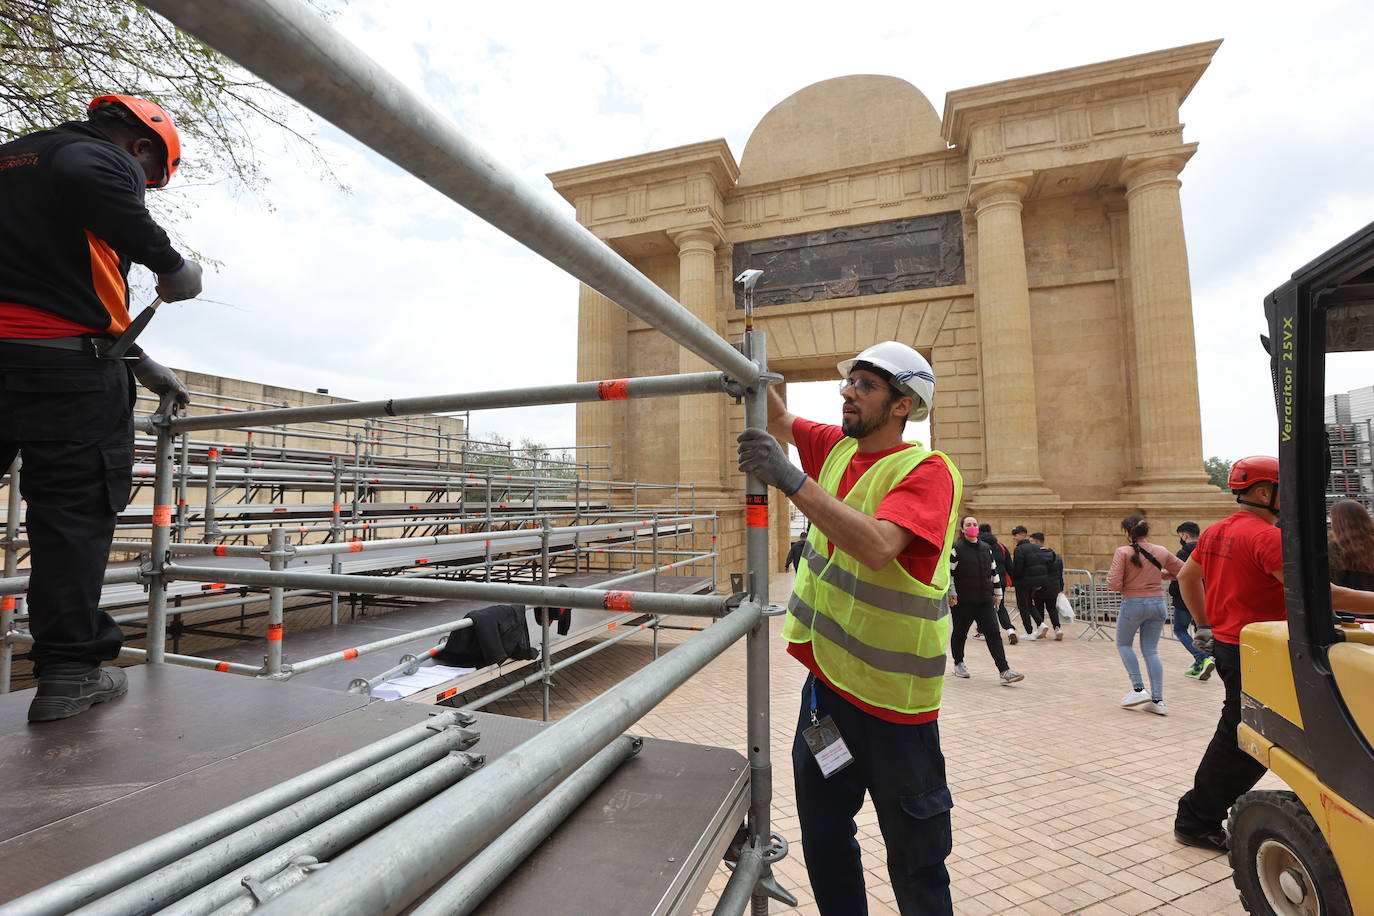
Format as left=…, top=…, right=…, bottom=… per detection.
left=783, top=437, right=962, bottom=715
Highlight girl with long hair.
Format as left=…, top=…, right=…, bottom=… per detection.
left=1328, top=498, right=1374, bottom=591
left=1106, top=514, right=1183, bottom=715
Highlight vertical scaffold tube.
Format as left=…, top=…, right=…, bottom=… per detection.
left=1, top=456, right=20, bottom=693
left=742, top=331, right=773, bottom=915
left=265, top=526, right=288, bottom=676
left=147, top=428, right=176, bottom=663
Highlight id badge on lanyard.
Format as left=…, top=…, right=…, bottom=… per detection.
left=802, top=675, right=854, bottom=778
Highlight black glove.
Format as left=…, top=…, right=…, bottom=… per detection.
left=156, top=258, right=203, bottom=302
left=737, top=427, right=806, bottom=496
left=1194, top=626, right=1215, bottom=656
left=134, top=357, right=190, bottom=421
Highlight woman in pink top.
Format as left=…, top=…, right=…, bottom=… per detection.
left=1106, top=514, right=1184, bottom=715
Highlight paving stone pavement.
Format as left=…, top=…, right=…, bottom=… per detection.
left=475, top=571, right=1279, bottom=915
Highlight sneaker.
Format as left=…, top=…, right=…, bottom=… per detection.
left=27, top=663, right=128, bottom=723
left=1026, top=628, right=1042, bottom=641
left=1196, top=657, right=1216, bottom=681
left=1184, top=661, right=1203, bottom=679
left=999, top=668, right=1025, bottom=685
left=1120, top=688, right=1151, bottom=708
left=1146, top=700, right=1169, bottom=716
left=972, top=632, right=985, bottom=640
left=1006, top=629, right=1019, bottom=645
left=1036, top=621, right=1051, bottom=640
left=952, top=662, right=970, bottom=678
left=1053, top=627, right=1064, bottom=641
left=1174, top=826, right=1228, bottom=853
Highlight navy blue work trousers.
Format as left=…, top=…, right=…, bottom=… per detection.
left=792, top=674, right=953, bottom=916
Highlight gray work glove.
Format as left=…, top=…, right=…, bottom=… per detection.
left=737, top=427, right=806, bottom=496
left=155, top=258, right=203, bottom=302
left=134, top=356, right=191, bottom=422
left=1193, top=626, right=1215, bottom=656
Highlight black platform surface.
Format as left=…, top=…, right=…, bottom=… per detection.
left=0, top=664, right=747, bottom=914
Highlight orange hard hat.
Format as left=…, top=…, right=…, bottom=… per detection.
left=1228, top=456, right=1279, bottom=491
left=88, top=95, right=182, bottom=188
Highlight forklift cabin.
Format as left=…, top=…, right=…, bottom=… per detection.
left=1229, top=220, right=1374, bottom=915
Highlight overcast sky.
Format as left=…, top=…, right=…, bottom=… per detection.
left=142, top=0, right=1373, bottom=462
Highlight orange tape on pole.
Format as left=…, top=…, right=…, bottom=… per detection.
left=343, top=648, right=359, bottom=660
left=746, top=494, right=768, bottom=528
left=214, top=545, right=228, bottom=556
left=436, top=687, right=458, bottom=701
left=348, top=541, right=363, bottom=552
left=1, top=597, right=15, bottom=611
left=602, top=591, right=634, bottom=612
left=215, top=662, right=231, bottom=672
left=267, top=623, right=283, bottom=642
left=152, top=505, right=173, bottom=527
left=597, top=379, right=630, bottom=401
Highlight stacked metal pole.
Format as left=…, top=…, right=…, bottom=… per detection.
left=1, top=456, right=20, bottom=693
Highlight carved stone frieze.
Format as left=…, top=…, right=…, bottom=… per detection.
left=730, top=213, right=965, bottom=308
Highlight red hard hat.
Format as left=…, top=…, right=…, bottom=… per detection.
left=1228, top=456, right=1279, bottom=491
left=88, top=95, right=182, bottom=188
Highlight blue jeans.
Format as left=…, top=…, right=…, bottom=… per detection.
left=793, top=674, right=953, bottom=915
left=1116, top=597, right=1167, bottom=701
left=1171, top=604, right=1208, bottom=664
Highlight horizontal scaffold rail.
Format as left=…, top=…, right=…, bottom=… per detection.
left=165, top=564, right=732, bottom=618
left=168, top=371, right=734, bottom=434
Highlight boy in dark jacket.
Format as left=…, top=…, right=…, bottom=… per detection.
left=1031, top=533, right=1066, bottom=640
left=1008, top=526, right=1050, bottom=639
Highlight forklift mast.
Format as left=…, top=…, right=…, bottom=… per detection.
left=1262, top=219, right=1374, bottom=816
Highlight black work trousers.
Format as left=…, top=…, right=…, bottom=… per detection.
left=1015, top=585, right=1041, bottom=633
left=950, top=600, right=1008, bottom=672
left=793, top=674, right=953, bottom=916
left=0, top=343, right=133, bottom=675
left=1175, top=640, right=1268, bottom=835
left=1036, top=587, right=1062, bottom=630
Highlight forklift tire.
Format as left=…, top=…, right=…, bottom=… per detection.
left=1228, top=790, right=1352, bottom=916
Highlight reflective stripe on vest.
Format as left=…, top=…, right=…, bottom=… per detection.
left=783, top=436, right=962, bottom=715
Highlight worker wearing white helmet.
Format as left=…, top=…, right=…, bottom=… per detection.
left=737, top=340, right=962, bottom=915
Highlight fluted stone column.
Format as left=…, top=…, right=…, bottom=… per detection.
left=970, top=179, right=1054, bottom=498
left=672, top=229, right=723, bottom=493
left=575, top=283, right=624, bottom=479
left=1120, top=151, right=1213, bottom=493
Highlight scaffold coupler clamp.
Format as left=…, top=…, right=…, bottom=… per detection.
left=723, top=827, right=797, bottom=906
left=723, top=592, right=751, bottom=615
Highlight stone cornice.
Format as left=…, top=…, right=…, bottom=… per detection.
left=547, top=139, right=740, bottom=203
left=941, top=39, right=1222, bottom=149
left=724, top=147, right=962, bottom=199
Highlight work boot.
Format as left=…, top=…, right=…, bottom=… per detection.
left=1173, top=825, right=1227, bottom=853
left=27, top=663, right=128, bottom=723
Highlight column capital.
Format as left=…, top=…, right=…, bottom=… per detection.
left=669, top=227, right=723, bottom=253
left=1120, top=145, right=1196, bottom=198
left=968, top=174, right=1033, bottom=217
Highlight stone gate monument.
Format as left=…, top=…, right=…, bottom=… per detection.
left=550, top=41, right=1233, bottom=575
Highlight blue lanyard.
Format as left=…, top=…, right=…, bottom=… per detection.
left=809, top=674, right=819, bottom=726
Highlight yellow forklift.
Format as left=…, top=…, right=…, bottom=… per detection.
left=1229, top=221, right=1374, bottom=915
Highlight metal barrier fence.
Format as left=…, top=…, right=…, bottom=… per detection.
left=0, top=0, right=787, bottom=911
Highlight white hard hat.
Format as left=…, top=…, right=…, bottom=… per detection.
left=837, top=341, right=936, bottom=422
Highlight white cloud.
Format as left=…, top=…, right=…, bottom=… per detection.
left=144, top=0, right=1374, bottom=465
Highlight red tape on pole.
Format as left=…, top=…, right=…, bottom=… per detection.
left=597, top=379, right=630, bottom=400
left=215, top=662, right=231, bottom=672
left=152, top=505, right=173, bottom=527
left=267, top=623, right=283, bottom=642
left=602, top=591, right=634, bottom=611
left=343, top=648, right=359, bottom=660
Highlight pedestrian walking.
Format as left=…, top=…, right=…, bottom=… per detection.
left=1168, top=522, right=1214, bottom=679
left=949, top=516, right=1023, bottom=684
left=1030, top=532, right=1065, bottom=640
left=978, top=523, right=1018, bottom=644
left=1106, top=514, right=1182, bottom=716
left=1009, top=526, right=1050, bottom=639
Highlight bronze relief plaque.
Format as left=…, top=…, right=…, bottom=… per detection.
left=731, top=212, right=964, bottom=309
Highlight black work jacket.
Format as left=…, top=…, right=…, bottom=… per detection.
left=0, top=122, right=181, bottom=335
left=978, top=532, right=1011, bottom=588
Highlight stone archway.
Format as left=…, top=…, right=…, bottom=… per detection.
left=551, top=41, right=1233, bottom=576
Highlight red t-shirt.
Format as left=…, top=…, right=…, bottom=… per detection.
left=787, top=417, right=955, bottom=724
left=1193, top=510, right=1286, bottom=645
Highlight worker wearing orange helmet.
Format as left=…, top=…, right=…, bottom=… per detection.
left=1173, top=456, right=1374, bottom=851
left=0, top=94, right=202, bottom=723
